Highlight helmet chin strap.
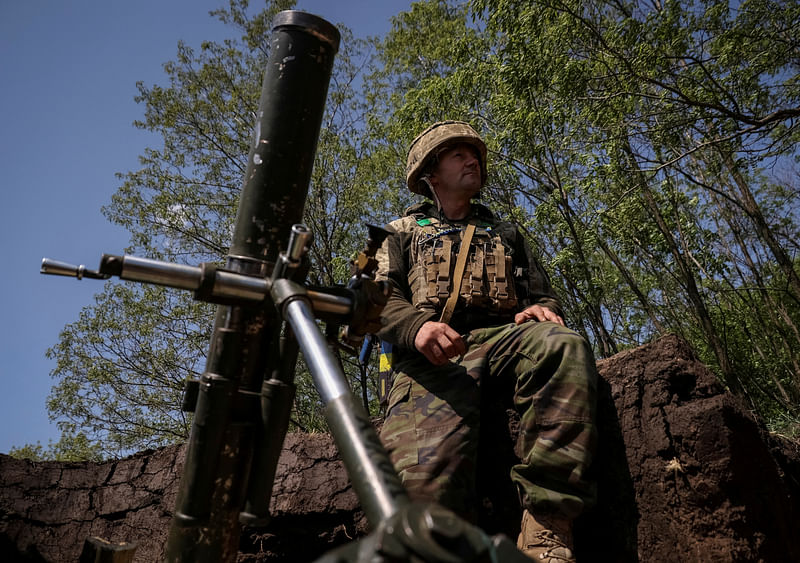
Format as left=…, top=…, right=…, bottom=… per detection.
left=422, top=176, right=444, bottom=214
left=423, top=176, right=472, bottom=222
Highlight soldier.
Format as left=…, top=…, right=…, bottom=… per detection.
left=375, top=121, right=598, bottom=562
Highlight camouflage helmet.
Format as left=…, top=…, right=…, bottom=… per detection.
left=406, top=121, right=488, bottom=196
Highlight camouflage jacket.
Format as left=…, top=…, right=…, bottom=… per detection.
left=375, top=201, right=563, bottom=352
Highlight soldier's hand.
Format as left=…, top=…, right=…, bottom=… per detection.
left=414, top=321, right=467, bottom=365
left=515, top=304, right=564, bottom=326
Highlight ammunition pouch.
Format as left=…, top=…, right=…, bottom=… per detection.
left=409, top=219, right=517, bottom=317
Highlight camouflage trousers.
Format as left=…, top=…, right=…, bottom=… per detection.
left=379, top=321, right=598, bottom=520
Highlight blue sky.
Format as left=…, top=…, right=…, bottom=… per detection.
left=0, top=0, right=411, bottom=454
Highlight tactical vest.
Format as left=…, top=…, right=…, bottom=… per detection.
left=408, top=217, right=517, bottom=315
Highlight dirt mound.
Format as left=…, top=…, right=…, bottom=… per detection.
left=2, top=335, right=798, bottom=561
left=579, top=334, right=800, bottom=561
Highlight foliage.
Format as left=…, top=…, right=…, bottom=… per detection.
left=33, top=0, right=389, bottom=458
left=45, top=284, right=205, bottom=456
left=372, top=0, right=800, bottom=425
left=472, top=0, right=800, bottom=419
left=8, top=432, right=103, bottom=462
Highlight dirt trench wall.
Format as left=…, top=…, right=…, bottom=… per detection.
left=0, top=433, right=362, bottom=562
left=1, top=335, right=799, bottom=562
left=0, top=443, right=184, bottom=562
left=577, top=334, right=800, bottom=562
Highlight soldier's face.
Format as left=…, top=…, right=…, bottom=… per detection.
left=429, top=143, right=481, bottom=200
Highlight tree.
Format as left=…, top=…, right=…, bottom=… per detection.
left=368, top=0, right=800, bottom=430
left=24, top=0, right=388, bottom=459
left=466, top=0, right=800, bottom=422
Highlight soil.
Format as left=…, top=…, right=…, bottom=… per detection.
left=1, top=334, right=798, bottom=562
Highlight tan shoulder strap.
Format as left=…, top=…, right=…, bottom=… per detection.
left=439, top=223, right=476, bottom=324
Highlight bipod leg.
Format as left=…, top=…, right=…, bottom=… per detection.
left=279, top=292, right=409, bottom=526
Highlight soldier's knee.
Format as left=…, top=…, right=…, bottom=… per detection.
left=521, top=322, right=589, bottom=355
left=554, top=328, right=593, bottom=358
left=522, top=323, right=596, bottom=377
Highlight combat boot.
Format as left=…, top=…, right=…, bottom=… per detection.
left=516, top=509, right=575, bottom=562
